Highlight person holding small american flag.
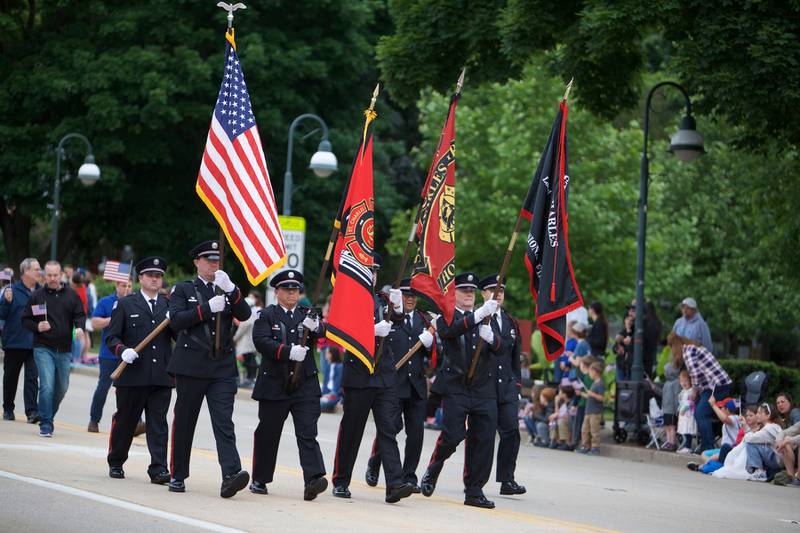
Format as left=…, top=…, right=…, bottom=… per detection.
left=21, top=260, right=86, bottom=438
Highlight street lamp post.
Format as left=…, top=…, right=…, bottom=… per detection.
left=631, top=82, right=705, bottom=382
left=282, top=114, right=338, bottom=216
left=50, top=133, right=101, bottom=260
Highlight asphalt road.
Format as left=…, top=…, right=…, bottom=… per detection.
left=1, top=368, right=799, bottom=532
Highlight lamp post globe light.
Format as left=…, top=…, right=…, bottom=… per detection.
left=283, top=114, right=337, bottom=216
left=50, top=133, right=100, bottom=260
left=632, top=82, right=704, bottom=382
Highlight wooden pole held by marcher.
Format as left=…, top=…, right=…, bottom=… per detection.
left=110, top=318, right=171, bottom=381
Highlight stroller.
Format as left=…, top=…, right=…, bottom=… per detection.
left=742, top=371, right=768, bottom=407
left=613, top=380, right=651, bottom=445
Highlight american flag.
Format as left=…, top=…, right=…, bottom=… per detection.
left=103, top=260, right=132, bottom=283
left=196, top=30, right=286, bottom=285
left=31, top=304, right=47, bottom=316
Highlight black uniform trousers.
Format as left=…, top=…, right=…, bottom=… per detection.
left=332, top=386, right=404, bottom=489
left=427, top=393, right=497, bottom=497
left=495, top=398, right=521, bottom=482
left=170, top=375, right=241, bottom=481
left=2, top=348, right=38, bottom=415
left=252, top=395, right=325, bottom=484
left=108, top=385, right=171, bottom=476
left=367, top=388, right=427, bottom=484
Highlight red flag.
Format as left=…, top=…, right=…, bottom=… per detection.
left=326, top=110, right=378, bottom=373
left=196, top=29, right=286, bottom=285
left=521, top=101, right=582, bottom=361
left=411, top=93, right=458, bottom=324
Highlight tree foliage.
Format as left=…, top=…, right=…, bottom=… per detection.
left=377, top=0, right=800, bottom=148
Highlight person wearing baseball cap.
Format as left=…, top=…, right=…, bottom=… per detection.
left=166, top=239, right=252, bottom=498
left=249, top=269, right=329, bottom=501
left=105, top=256, right=173, bottom=484
left=672, top=297, right=712, bottom=351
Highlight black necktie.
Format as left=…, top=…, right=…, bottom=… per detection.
left=405, top=314, right=412, bottom=329
left=287, top=309, right=293, bottom=321
left=148, top=299, right=156, bottom=314
left=207, top=282, right=214, bottom=292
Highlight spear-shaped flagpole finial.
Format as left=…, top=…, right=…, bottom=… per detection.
left=217, top=2, right=247, bottom=29
left=369, top=83, right=380, bottom=113
left=456, top=67, right=466, bottom=95
left=562, top=77, right=574, bottom=102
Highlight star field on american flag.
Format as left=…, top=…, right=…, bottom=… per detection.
left=214, top=47, right=255, bottom=139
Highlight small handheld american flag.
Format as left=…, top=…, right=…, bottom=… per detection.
left=31, top=304, right=47, bottom=317
left=104, top=261, right=132, bottom=283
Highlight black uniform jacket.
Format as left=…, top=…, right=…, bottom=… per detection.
left=388, top=310, right=430, bottom=400
left=251, top=304, right=325, bottom=401
left=167, top=278, right=251, bottom=379
left=491, top=310, right=522, bottom=403
left=431, top=308, right=503, bottom=399
left=341, top=295, right=402, bottom=390
left=106, top=291, right=174, bottom=388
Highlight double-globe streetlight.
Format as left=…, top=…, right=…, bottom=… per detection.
left=282, top=114, right=337, bottom=216
left=50, top=133, right=101, bottom=260
left=631, top=82, right=705, bottom=382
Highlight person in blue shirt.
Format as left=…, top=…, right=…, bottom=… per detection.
left=1, top=259, right=41, bottom=422
left=87, top=280, right=132, bottom=432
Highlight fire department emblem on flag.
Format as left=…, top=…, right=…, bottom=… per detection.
left=343, top=199, right=374, bottom=267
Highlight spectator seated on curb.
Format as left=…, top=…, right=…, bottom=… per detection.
left=688, top=405, right=759, bottom=475
left=548, top=385, right=575, bottom=450
left=744, top=403, right=784, bottom=482
left=774, top=420, right=800, bottom=487
left=776, top=392, right=800, bottom=427
left=688, top=400, right=746, bottom=474
left=526, top=386, right=556, bottom=447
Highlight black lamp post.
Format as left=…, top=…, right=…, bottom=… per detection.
left=282, top=114, right=337, bottom=216
left=632, top=82, right=704, bottom=381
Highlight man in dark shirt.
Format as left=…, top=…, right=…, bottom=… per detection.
left=21, top=260, right=86, bottom=437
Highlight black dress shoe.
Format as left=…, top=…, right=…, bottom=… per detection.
left=420, top=470, right=437, bottom=497
left=304, top=476, right=328, bottom=501
left=332, top=485, right=351, bottom=499
left=168, top=479, right=186, bottom=492
left=109, top=466, right=125, bottom=479
left=411, top=485, right=421, bottom=494
left=27, top=414, right=40, bottom=424
left=3, top=411, right=14, bottom=421
left=385, top=483, right=415, bottom=504
left=365, top=466, right=379, bottom=487
left=464, top=494, right=495, bottom=509
left=500, top=480, right=527, bottom=495
left=220, top=470, right=250, bottom=498
left=249, top=481, right=268, bottom=495
left=150, top=471, right=171, bottom=485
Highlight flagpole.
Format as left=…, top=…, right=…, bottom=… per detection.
left=465, top=81, right=572, bottom=384
left=374, top=68, right=466, bottom=366
left=288, top=84, right=380, bottom=390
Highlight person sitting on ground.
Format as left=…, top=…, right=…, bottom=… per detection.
left=319, top=346, right=343, bottom=413
left=660, top=362, right=681, bottom=451
left=690, top=398, right=740, bottom=471
left=521, top=384, right=544, bottom=445
left=744, top=403, right=784, bottom=482
left=548, top=385, right=575, bottom=450
left=775, top=420, right=800, bottom=487
left=688, top=405, right=758, bottom=474
left=577, top=362, right=605, bottom=454
left=528, top=387, right=557, bottom=447
left=676, top=370, right=697, bottom=454
left=776, top=392, right=800, bottom=427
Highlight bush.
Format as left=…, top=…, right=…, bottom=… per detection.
left=718, top=359, right=800, bottom=404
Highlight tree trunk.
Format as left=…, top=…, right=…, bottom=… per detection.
left=0, top=196, right=32, bottom=272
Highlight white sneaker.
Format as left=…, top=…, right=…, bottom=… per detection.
left=676, top=447, right=692, bottom=455
left=748, top=469, right=767, bottom=482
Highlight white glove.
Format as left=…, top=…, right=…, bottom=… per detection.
left=121, top=348, right=139, bottom=364
left=474, top=299, right=499, bottom=322
left=479, top=324, right=494, bottom=343
left=302, top=315, right=319, bottom=331
left=208, top=294, right=226, bottom=313
left=374, top=320, right=392, bottom=338
left=289, top=344, right=308, bottom=362
left=389, top=289, right=403, bottom=313
left=214, top=270, right=235, bottom=293
left=419, top=329, right=434, bottom=349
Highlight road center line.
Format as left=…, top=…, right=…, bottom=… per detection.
left=0, top=470, right=246, bottom=533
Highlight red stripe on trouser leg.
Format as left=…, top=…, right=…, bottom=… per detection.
left=107, top=412, right=117, bottom=455
left=462, top=435, right=469, bottom=483
left=427, top=432, right=445, bottom=468
left=332, top=422, right=344, bottom=481
left=252, top=432, right=257, bottom=477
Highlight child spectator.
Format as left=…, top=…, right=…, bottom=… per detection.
left=688, top=405, right=759, bottom=475
left=744, top=403, right=783, bottom=481
left=527, top=387, right=557, bottom=447
left=660, top=362, right=681, bottom=451
left=578, top=362, right=605, bottom=454
left=567, top=322, right=590, bottom=381
left=554, top=321, right=577, bottom=384
left=548, top=385, right=575, bottom=450
left=676, top=370, right=697, bottom=454
left=320, top=346, right=343, bottom=413
left=569, top=355, right=597, bottom=449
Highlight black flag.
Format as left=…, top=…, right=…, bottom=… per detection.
left=521, top=101, right=582, bottom=361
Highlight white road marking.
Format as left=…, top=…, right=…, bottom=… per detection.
left=0, top=470, right=246, bottom=533
left=0, top=443, right=146, bottom=458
